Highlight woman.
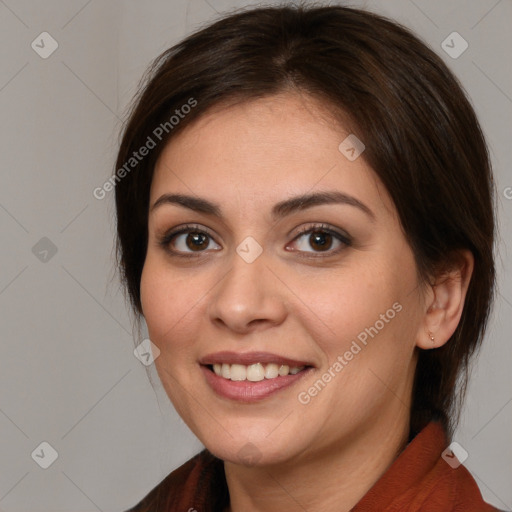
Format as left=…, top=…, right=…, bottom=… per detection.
left=115, top=4, right=500, bottom=511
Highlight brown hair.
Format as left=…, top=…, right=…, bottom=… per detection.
left=113, top=4, right=496, bottom=439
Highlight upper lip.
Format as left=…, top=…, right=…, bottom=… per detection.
left=199, top=351, right=314, bottom=367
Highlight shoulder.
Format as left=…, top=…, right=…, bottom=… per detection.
left=401, top=425, right=504, bottom=511
left=416, top=424, right=502, bottom=511
left=430, top=457, right=504, bottom=511
left=353, top=422, right=503, bottom=511
left=124, top=449, right=225, bottom=512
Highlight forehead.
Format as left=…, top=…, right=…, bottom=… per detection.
left=150, top=93, right=395, bottom=219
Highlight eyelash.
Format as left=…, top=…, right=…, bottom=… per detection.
left=158, top=223, right=352, bottom=259
left=292, top=223, right=352, bottom=258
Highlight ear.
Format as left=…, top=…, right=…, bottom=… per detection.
left=416, top=249, right=474, bottom=350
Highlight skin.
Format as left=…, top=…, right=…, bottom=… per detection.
left=140, top=92, right=474, bottom=512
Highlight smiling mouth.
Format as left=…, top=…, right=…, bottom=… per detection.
left=204, top=362, right=312, bottom=382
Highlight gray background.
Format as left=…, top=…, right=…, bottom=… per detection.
left=0, top=0, right=511, bottom=510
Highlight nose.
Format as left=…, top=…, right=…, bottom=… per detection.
left=207, top=249, right=288, bottom=334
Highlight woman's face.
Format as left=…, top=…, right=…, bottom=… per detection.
left=140, top=92, right=428, bottom=466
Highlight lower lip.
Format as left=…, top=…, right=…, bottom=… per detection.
left=200, top=365, right=314, bottom=403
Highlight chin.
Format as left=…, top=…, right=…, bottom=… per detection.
left=200, top=426, right=306, bottom=467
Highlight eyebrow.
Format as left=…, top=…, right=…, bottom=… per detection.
left=150, top=191, right=376, bottom=221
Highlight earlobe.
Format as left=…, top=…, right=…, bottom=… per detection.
left=427, top=330, right=435, bottom=348
left=416, top=250, right=474, bottom=350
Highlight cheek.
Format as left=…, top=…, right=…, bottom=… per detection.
left=140, top=261, right=166, bottom=336
left=140, top=257, right=198, bottom=343
left=301, top=257, right=418, bottom=373
left=302, top=266, right=399, bottom=338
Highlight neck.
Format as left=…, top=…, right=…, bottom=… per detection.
left=223, top=409, right=410, bottom=512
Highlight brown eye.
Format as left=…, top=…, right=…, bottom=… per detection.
left=160, top=225, right=221, bottom=255
left=185, top=232, right=210, bottom=251
left=308, top=231, right=333, bottom=251
left=288, top=224, right=351, bottom=256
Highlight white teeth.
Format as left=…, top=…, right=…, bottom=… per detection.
left=278, top=364, right=289, bottom=376
left=264, top=363, right=279, bottom=379
left=246, top=363, right=265, bottom=382
left=221, top=363, right=231, bottom=379
left=210, top=362, right=306, bottom=381
left=230, top=364, right=247, bottom=381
